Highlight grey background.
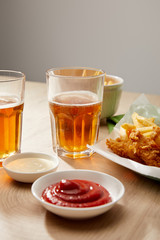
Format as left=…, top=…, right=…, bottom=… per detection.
left=0, top=0, right=160, bottom=94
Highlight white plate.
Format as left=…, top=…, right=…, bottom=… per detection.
left=31, top=170, right=125, bottom=219
left=3, top=152, right=60, bottom=183
left=91, top=139, right=160, bottom=180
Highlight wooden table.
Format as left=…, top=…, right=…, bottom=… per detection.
left=0, top=81, right=160, bottom=240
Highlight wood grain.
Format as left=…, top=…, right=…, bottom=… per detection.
left=0, top=81, right=160, bottom=240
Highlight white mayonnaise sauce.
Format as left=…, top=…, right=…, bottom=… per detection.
left=6, top=158, right=56, bottom=173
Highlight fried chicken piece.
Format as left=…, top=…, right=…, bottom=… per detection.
left=106, top=128, right=160, bottom=167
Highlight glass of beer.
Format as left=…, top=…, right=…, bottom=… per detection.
left=46, top=67, right=105, bottom=158
left=0, top=70, right=25, bottom=162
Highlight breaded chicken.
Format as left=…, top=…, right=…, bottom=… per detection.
left=106, top=128, right=160, bottom=167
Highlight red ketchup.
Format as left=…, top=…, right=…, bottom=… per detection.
left=42, top=179, right=112, bottom=208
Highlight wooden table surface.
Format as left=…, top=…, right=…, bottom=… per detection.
left=0, top=81, right=160, bottom=240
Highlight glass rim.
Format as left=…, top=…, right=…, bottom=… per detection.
left=0, top=70, right=25, bottom=82
left=46, top=67, right=105, bottom=79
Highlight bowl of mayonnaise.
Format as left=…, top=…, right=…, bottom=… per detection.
left=2, top=152, right=60, bottom=183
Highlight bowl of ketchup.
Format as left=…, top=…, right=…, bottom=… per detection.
left=31, top=170, right=125, bottom=219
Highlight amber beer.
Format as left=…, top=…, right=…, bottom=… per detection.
left=49, top=91, right=101, bottom=154
left=0, top=97, right=24, bottom=159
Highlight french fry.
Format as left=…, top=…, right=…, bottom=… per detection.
left=120, top=123, right=136, bottom=138
left=136, top=117, right=156, bottom=127
left=143, top=132, right=153, bottom=137
left=120, top=113, right=159, bottom=138
left=137, top=126, right=154, bottom=133
left=132, top=112, right=156, bottom=128
left=132, top=112, right=142, bottom=127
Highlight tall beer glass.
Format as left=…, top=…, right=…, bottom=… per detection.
left=0, top=70, right=25, bottom=161
left=46, top=67, right=105, bottom=158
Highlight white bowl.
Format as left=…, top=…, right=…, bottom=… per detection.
left=31, top=170, right=125, bottom=219
left=101, top=75, right=124, bottom=119
left=2, top=152, right=60, bottom=183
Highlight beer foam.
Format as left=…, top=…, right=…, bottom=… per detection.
left=0, top=96, right=22, bottom=109
left=52, top=91, right=99, bottom=106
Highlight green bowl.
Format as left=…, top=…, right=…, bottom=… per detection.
left=101, top=75, right=124, bottom=119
